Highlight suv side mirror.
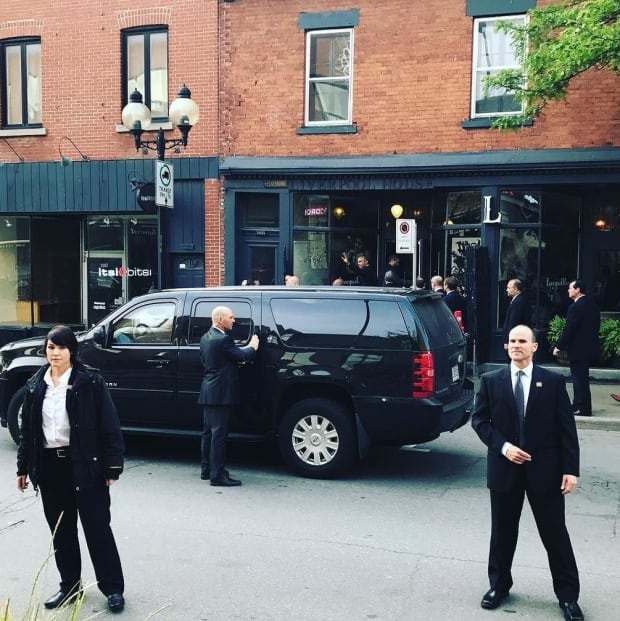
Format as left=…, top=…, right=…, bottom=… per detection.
left=92, top=325, right=107, bottom=346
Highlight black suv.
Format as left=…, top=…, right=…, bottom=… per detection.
left=0, top=286, right=473, bottom=478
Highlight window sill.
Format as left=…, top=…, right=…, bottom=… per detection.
left=0, top=127, right=47, bottom=137
left=297, top=125, right=358, bottom=135
left=462, top=118, right=533, bottom=129
left=115, top=121, right=173, bottom=133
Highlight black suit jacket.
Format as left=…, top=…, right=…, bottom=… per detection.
left=443, top=290, right=467, bottom=327
left=502, top=293, right=532, bottom=342
left=198, top=327, right=256, bottom=406
left=471, top=365, right=579, bottom=493
left=556, top=295, right=601, bottom=362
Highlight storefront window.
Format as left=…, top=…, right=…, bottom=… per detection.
left=32, top=217, right=81, bottom=325
left=496, top=190, right=579, bottom=330
left=500, top=189, right=541, bottom=224
left=294, top=195, right=329, bottom=227
left=292, top=194, right=379, bottom=285
left=239, top=193, right=279, bottom=228
left=128, top=219, right=158, bottom=298
left=439, top=191, right=481, bottom=226
left=293, top=231, right=329, bottom=284
left=85, top=216, right=158, bottom=326
left=0, top=217, right=31, bottom=324
left=87, top=217, right=124, bottom=250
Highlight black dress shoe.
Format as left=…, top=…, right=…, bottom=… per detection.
left=107, top=593, right=125, bottom=613
left=559, top=601, right=584, bottom=621
left=480, top=588, right=509, bottom=610
left=201, top=469, right=230, bottom=480
left=44, top=589, right=80, bottom=609
left=210, top=475, right=241, bottom=486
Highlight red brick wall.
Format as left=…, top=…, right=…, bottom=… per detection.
left=220, top=0, right=619, bottom=156
left=0, top=1, right=219, bottom=162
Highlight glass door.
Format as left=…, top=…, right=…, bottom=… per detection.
left=85, top=252, right=126, bottom=326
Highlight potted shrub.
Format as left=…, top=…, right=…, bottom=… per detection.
left=599, top=318, right=620, bottom=366
left=546, top=315, right=568, bottom=364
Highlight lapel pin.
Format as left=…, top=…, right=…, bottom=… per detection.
left=536, top=382, right=542, bottom=387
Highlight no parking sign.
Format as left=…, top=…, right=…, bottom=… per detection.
left=396, top=219, right=416, bottom=253
left=395, top=219, right=417, bottom=286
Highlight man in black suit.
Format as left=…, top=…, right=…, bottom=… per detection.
left=198, top=306, right=259, bottom=486
left=443, top=276, right=467, bottom=329
left=502, top=279, right=532, bottom=344
left=355, top=253, right=378, bottom=286
left=553, top=280, right=601, bottom=417
left=472, top=325, right=583, bottom=621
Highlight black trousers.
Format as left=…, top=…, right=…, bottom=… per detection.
left=38, top=449, right=124, bottom=596
left=569, top=360, right=592, bottom=415
left=200, top=405, right=233, bottom=480
left=488, top=482, right=579, bottom=602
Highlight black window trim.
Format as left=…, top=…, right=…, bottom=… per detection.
left=1, top=36, right=42, bottom=129
left=120, top=25, right=169, bottom=122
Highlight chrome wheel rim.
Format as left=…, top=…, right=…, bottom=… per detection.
left=291, top=414, right=339, bottom=466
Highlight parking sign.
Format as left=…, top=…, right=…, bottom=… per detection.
left=155, top=161, right=174, bottom=208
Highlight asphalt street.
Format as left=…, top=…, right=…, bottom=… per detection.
left=1, top=416, right=618, bottom=621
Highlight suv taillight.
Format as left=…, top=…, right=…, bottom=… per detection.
left=412, top=351, right=434, bottom=398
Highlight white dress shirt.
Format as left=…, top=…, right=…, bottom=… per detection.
left=42, top=366, right=72, bottom=448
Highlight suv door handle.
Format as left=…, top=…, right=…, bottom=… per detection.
left=146, top=359, right=171, bottom=367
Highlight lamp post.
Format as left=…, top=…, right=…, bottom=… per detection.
left=121, top=84, right=199, bottom=290
left=121, top=84, right=200, bottom=161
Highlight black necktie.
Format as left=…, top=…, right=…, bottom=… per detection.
left=514, top=370, right=525, bottom=445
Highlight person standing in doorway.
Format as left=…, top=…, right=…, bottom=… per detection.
left=16, top=325, right=126, bottom=613
left=383, top=254, right=411, bottom=287
left=443, top=276, right=467, bottom=329
left=472, top=325, right=583, bottom=621
left=430, top=275, right=445, bottom=295
left=553, top=280, right=601, bottom=417
left=503, top=279, right=532, bottom=344
left=355, top=253, right=378, bottom=286
left=198, top=306, right=259, bottom=486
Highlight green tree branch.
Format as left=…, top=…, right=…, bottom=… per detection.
left=485, top=0, right=620, bottom=129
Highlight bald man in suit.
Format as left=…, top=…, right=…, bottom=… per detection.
left=472, top=325, right=583, bottom=621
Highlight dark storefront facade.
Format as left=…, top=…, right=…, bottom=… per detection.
left=222, top=148, right=620, bottom=364
left=0, top=156, right=217, bottom=343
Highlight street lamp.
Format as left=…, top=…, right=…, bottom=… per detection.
left=121, top=84, right=199, bottom=160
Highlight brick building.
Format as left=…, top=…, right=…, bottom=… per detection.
left=219, top=0, right=619, bottom=362
left=0, top=0, right=619, bottom=363
left=0, top=1, right=220, bottom=339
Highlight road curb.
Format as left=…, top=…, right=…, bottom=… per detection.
left=575, top=416, right=620, bottom=432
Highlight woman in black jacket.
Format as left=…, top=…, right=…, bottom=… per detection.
left=16, top=325, right=126, bottom=613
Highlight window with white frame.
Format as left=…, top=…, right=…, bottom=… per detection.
left=471, top=15, right=525, bottom=118
left=305, top=29, right=353, bottom=126
left=1, top=38, right=42, bottom=128
left=121, top=27, right=168, bottom=120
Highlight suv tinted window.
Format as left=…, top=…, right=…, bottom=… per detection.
left=190, top=300, right=253, bottom=345
left=410, top=298, right=463, bottom=346
left=111, top=302, right=176, bottom=344
left=271, top=298, right=408, bottom=350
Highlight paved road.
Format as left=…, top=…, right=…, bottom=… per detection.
left=1, top=424, right=618, bottom=621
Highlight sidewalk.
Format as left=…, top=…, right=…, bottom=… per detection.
left=476, top=363, right=620, bottom=432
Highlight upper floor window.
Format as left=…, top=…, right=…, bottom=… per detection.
left=1, top=38, right=42, bottom=128
left=471, top=16, right=525, bottom=118
left=305, top=29, right=353, bottom=126
left=122, top=27, right=168, bottom=120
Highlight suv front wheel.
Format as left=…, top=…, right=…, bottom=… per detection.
left=278, top=398, right=355, bottom=478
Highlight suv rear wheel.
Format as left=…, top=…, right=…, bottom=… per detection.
left=278, top=398, right=355, bottom=478
left=7, top=385, right=26, bottom=445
